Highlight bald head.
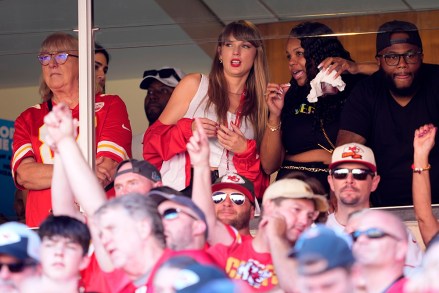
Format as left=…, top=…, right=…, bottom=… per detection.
left=350, top=209, right=408, bottom=273
left=358, top=210, right=408, bottom=242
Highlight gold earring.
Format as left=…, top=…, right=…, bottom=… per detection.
left=219, top=58, right=223, bottom=63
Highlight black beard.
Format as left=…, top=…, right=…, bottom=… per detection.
left=145, top=106, right=160, bottom=125
left=383, top=69, right=420, bottom=98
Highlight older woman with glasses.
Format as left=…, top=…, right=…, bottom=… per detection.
left=143, top=20, right=269, bottom=199
left=11, top=32, right=132, bottom=228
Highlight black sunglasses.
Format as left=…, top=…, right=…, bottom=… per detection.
left=212, top=191, right=246, bottom=206
left=143, top=68, right=181, bottom=81
left=161, top=208, right=198, bottom=221
left=351, top=228, right=400, bottom=242
left=331, top=168, right=374, bottom=181
left=0, top=261, right=36, bottom=273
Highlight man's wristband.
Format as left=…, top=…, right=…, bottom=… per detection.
left=411, top=163, right=431, bottom=174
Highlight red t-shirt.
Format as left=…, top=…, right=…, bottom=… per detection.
left=207, top=237, right=277, bottom=291
left=387, top=277, right=407, bottom=293
left=81, top=248, right=219, bottom=293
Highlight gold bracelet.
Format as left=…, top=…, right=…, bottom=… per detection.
left=267, top=122, right=281, bottom=132
left=412, top=163, right=431, bottom=174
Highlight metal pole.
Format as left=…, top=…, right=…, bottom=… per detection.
left=77, top=0, right=95, bottom=169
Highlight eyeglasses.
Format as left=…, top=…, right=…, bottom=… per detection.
left=161, top=208, right=198, bottom=221
left=351, top=228, right=401, bottom=242
left=37, top=52, right=78, bottom=66
left=0, top=261, right=36, bottom=273
left=212, top=191, right=246, bottom=206
left=143, top=68, right=181, bottom=81
left=376, top=51, right=422, bottom=66
left=331, top=168, right=374, bottom=181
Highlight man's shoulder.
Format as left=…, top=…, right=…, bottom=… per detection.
left=420, top=63, right=439, bottom=78
left=421, top=63, right=439, bottom=70
left=347, top=71, right=386, bottom=99
left=95, top=93, right=125, bottom=106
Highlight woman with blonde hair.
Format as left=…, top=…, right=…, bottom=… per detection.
left=11, top=32, right=132, bottom=227
left=143, top=20, right=269, bottom=198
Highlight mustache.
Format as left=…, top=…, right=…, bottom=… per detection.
left=340, top=185, right=360, bottom=193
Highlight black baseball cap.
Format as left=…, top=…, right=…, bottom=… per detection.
left=115, top=159, right=161, bottom=182
left=376, top=20, right=422, bottom=54
left=148, top=189, right=208, bottom=237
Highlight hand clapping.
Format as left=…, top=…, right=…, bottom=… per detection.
left=43, top=103, right=78, bottom=152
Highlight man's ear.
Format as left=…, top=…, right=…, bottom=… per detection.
left=328, top=174, right=335, bottom=192
left=371, top=175, right=381, bottom=192
left=395, top=241, right=408, bottom=262
left=262, top=200, right=275, bottom=216
left=79, top=255, right=91, bottom=271
left=192, top=220, right=207, bottom=238
left=137, top=218, right=152, bottom=240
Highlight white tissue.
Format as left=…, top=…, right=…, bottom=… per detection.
left=306, top=68, right=346, bottom=103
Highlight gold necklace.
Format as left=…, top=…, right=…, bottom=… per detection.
left=318, top=119, right=335, bottom=154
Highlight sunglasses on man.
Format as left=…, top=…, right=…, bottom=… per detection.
left=161, top=208, right=198, bottom=221
left=330, top=168, right=375, bottom=181
left=0, top=261, right=37, bottom=273
left=351, top=227, right=400, bottom=242
left=212, top=191, right=246, bottom=206
left=143, top=68, right=181, bottom=81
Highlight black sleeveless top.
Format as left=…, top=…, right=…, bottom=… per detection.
left=281, top=73, right=366, bottom=156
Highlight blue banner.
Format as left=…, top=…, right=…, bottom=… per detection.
left=0, top=119, right=17, bottom=220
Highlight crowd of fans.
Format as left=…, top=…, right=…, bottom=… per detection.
left=5, top=18, right=439, bottom=293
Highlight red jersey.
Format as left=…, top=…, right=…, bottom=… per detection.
left=11, top=94, right=132, bottom=227
left=387, top=277, right=407, bottom=293
left=81, top=248, right=219, bottom=293
left=207, top=236, right=277, bottom=291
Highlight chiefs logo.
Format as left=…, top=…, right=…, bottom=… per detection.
left=236, top=259, right=272, bottom=288
left=222, top=173, right=245, bottom=184
left=0, top=231, right=20, bottom=246
left=341, top=145, right=363, bottom=159
left=95, top=102, right=105, bottom=112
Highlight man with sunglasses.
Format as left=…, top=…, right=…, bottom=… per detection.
left=337, top=20, right=439, bottom=207
left=0, top=222, right=40, bottom=293
left=348, top=209, right=409, bottom=292
left=211, top=173, right=261, bottom=236
left=92, top=194, right=219, bottom=293
left=150, top=188, right=209, bottom=250
left=132, top=67, right=185, bottom=160
left=327, top=143, right=422, bottom=275
left=187, top=118, right=329, bottom=292
left=327, top=143, right=380, bottom=230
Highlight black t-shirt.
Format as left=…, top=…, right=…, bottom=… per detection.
left=340, top=63, right=439, bottom=206
left=281, top=73, right=366, bottom=156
